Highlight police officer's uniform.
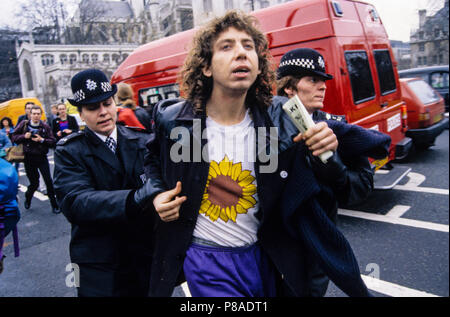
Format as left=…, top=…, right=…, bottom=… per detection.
left=277, top=48, right=374, bottom=297
left=53, top=69, right=155, bottom=297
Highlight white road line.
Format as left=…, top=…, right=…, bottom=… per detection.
left=361, top=275, right=439, bottom=297
left=385, top=205, right=410, bottom=218
left=338, top=209, right=449, bottom=233
left=394, top=185, right=449, bottom=195
left=18, top=184, right=48, bottom=201
left=180, top=282, right=192, bottom=297
left=391, top=172, right=449, bottom=195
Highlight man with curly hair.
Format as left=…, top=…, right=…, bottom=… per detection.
left=137, top=10, right=389, bottom=297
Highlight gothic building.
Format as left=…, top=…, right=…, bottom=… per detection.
left=15, top=0, right=194, bottom=111
left=16, top=41, right=137, bottom=107
left=410, top=0, right=449, bottom=68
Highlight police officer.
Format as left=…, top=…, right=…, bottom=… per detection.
left=276, top=48, right=374, bottom=297
left=53, top=69, right=156, bottom=297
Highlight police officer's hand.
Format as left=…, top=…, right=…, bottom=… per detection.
left=293, top=121, right=338, bottom=156
left=153, top=181, right=187, bottom=222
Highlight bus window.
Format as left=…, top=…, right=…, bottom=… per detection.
left=345, top=51, right=376, bottom=104
left=374, top=50, right=397, bottom=95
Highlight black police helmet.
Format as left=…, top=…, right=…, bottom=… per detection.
left=68, top=69, right=117, bottom=107
left=277, top=48, right=333, bottom=80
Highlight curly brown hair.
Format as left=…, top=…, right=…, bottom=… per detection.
left=276, top=75, right=301, bottom=97
left=179, top=10, right=275, bottom=114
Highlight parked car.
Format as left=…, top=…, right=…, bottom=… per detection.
left=400, top=77, right=448, bottom=150
left=399, top=65, right=449, bottom=112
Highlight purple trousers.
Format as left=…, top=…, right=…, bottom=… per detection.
left=183, top=242, right=277, bottom=297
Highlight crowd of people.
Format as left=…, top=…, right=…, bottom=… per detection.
left=1, top=10, right=393, bottom=297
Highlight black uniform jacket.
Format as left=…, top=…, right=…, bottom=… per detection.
left=53, top=126, right=155, bottom=264
left=143, top=98, right=391, bottom=297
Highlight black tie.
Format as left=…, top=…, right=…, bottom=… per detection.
left=105, top=136, right=117, bottom=153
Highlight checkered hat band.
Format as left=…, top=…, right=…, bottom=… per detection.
left=73, top=81, right=112, bottom=102
left=279, top=58, right=316, bottom=70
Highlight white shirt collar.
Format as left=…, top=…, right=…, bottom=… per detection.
left=94, top=126, right=117, bottom=144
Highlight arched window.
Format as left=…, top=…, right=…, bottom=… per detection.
left=60, top=54, right=68, bottom=65
left=69, top=54, right=77, bottom=65
left=112, top=54, right=120, bottom=63
left=41, top=54, right=54, bottom=66
left=82, top=54, right=89, bottom=63
left=23, top=60, right=34, bottom=91
left=91, top=54, right=98, bottom=63
left=103, top=54, right=110, bottom=63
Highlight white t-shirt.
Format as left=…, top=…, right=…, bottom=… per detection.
left=193, top=110, right=260, bottom=247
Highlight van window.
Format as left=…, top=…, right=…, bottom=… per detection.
left=345, top=51, right=375, bottom=104
left=139, top=84, right=180, bottom=110
left=374, top=50, right=397, bottom=95
left=407, top=80, right=440, bottom=105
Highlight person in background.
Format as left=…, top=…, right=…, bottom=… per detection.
left=0, top=130, right=12, bottom=159
left=276, top=47, right=375, bottom=296
left=11, top=106, right=59, bottom=214
left=0, top=157, right=21, bottom=274
left=1, top=117, right=15, bottom=139
left=52, top=103, right=79, bottom=142
left=1, top=117, right=20, bottom=171
left=47, top=104, right=59, bottom=130
left=16, top=102, right=34, bottom=127
left=116, top=83, right=152, bottom=132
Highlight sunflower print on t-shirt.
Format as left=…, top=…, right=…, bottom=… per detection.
left=199, top=155, right=257, bottom=223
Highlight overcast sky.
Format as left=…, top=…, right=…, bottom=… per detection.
left=0, top=0, right=445, bottom=42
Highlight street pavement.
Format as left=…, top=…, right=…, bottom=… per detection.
left=0, top=130, right=448, bottom=297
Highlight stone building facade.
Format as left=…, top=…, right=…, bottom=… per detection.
left=16, top=41, right=137, bottom=110
left=15, top=0, right=194, bottom=112
left=410, top=0, right=449, bottom=68
left=192, top=0, right=292, bottom=27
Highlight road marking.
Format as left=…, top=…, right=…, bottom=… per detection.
left=385, top=205, right=410, bottom=218
left=393, top=172, right=449, bottom=195
left=24, top=221, right=39, bottom=227
left=338, top=208, right=449, bottom=233
left=361, top=275, right=439, bottom=297
left=394, top=185, right=449, bottom=195
left=180, top=282, right=192, bottom=297
left=18, top=184, right=48, bottom=201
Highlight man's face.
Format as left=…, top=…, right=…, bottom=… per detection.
left=203, top=27, right=261, bottom=96
left=79, top=97, right=117, bottom=136
left=295, top=76, right=327, bottom=114
left=25, top=104, right=34, bottom=116
left=57, top=105, right=67, bottom=117
left=30, top=109, right=42, bottom=124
